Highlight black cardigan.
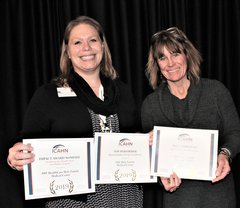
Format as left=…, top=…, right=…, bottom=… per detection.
left=21, top=79, right=140, bottom=139
left=141, top=78, right=240, bottom=160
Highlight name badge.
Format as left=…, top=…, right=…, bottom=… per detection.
left=57, top=87, right=77, bottom=97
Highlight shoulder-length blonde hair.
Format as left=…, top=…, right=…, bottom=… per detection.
left=57, top=16, right=118, bottom=85
left=146, top=27, right=202, bottom=89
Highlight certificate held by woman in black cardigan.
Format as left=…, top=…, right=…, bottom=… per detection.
left=23, top=138, right=95, bottom=200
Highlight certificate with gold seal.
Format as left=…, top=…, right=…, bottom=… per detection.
left=151, top=126, right=219, bottom=181
left=23, top=138, right=95, bottom=200
left=95, top=133, right=157, bottom=184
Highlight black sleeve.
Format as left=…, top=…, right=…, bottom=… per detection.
left=21, top=85, right=52, bottom=138
left=213, top=80, right=240, bottom=158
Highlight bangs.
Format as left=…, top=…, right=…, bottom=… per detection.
left=153, top=36, right=183, bottom=59
left=154, top=42, right=183, bottom=59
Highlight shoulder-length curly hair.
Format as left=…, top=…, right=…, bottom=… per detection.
left=146, top=27, right=202, bottom=89
left=56, top=16, right=118, bottom=86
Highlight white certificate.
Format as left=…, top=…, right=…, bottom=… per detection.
left=95, top=133, right=157, bottom=184
left=23, top=138, right=95, bottom=200
left=151, top=126, right=219, bottom=181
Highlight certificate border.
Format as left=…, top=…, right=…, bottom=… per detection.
left=87, top=141, right=92, bottom=189
left=153, top=130, right=160, bottom=173
left=27, top=163, right=33, bottom=195
left=209, top=133, right=215, bottom=177
left=96, top=136, right=102, bottom=180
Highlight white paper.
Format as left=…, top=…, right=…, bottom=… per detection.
left=95, top=133, right=157, bottom=184
left=23, top=138, right=95, bottom=200
left=151, top=126, right=219, bottom=181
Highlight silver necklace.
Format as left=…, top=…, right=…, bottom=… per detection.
left=99, top=115, right=112, bottom=132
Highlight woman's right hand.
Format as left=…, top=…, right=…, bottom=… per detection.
left=160, top=172, right=181, bottom=192
left=7, top=142, right=35, bottom=171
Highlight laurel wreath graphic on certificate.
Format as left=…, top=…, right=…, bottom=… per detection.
left=49, top=179, right=74, bottom=195
left=114, top=169, right=137, bottom=181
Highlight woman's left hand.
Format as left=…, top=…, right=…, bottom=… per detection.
left=212, top=153, right=231, bottom=183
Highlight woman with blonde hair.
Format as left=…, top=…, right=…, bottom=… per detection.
left=142, top=27, right=240, bottom=207
left=7, top=16, right=143, bottom=207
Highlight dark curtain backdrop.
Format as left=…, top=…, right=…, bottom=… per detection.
left=1, top=0, right=240, bottom=207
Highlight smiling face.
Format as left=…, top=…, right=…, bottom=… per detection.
left=157, top=46, right=188, bottom=84
left=67, top=23, right=103, bottom=76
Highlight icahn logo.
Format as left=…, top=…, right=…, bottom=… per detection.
left=177, top=134, right=192, bottom=142
left=119, top=138, right=133, bottom=146
left=52, top=144, right=68, bottom=153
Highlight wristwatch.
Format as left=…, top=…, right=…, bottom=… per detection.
left=219, top=148, right=232, bottom=162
